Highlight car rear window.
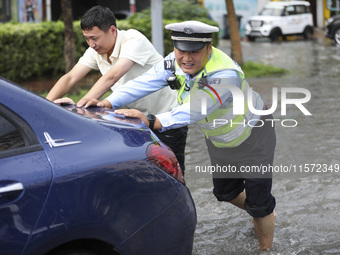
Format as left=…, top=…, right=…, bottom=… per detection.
left=0, top=105, right=42, bottom=159
left=296, top=5, right=307, bottom=14
left=0, top=116, right=25, bottom=151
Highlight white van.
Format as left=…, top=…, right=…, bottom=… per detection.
left=244, top=1, right=314, bottom=41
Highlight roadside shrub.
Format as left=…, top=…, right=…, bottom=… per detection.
left=0, top=0, right=218, bottom=82
left=0, top=21, right=87, bottom=82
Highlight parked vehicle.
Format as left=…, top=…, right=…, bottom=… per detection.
left=0, top=77, right=196, bottom=255
left=325, top=14, right=340, bottom=45
left=245, top=1, right=314, bottom=42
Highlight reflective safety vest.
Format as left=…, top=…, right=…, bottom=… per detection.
left=174, top=47, right=256, bottom=148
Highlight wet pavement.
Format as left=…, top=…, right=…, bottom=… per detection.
left=185, top=33, right=340, bottom=254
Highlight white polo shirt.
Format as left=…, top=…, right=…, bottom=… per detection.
left=78, top=29, right=177, bottom=115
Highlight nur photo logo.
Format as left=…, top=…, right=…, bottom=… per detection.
left=196, top=78, right=312, bottom=127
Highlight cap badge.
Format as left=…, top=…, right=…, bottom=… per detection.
left=183, top=27, right=194, bottom=34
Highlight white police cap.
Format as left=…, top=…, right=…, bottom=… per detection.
left=165, top=20, right=219, bottom=51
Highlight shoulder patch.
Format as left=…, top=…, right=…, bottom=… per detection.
left=164, top=60, right=172, bottom=70
left=164, top=59, right=176, bottom=72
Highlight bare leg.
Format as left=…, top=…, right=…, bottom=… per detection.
left=228, top=190, right=275, bottom=250
left=229, top=190, right=246, bottom=209
left=253, top=212, right=275, bottom=250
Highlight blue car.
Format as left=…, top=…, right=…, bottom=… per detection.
left=0, top=77, right=196, bottom=255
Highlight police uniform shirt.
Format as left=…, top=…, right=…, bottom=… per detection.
left=105, top=50, right=264, bottom=132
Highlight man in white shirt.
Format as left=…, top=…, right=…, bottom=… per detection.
left=47, top=6, right=187, bottom=172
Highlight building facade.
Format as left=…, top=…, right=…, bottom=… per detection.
left=1, top=0, right=149, bottom=23
left=1, top=0, right=340, bottom=31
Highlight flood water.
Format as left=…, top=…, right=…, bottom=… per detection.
left=185, top=36, right=340, bottom=254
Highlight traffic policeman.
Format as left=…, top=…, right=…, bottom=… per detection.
left=81, top=20, right=277, bottom=250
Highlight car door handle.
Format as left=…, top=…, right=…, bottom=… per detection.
left=0, top=182, right=24, bottom=198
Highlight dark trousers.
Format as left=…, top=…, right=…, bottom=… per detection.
left=206, top=114, right=276, bottom=217
left=153, top=126, right=188, bottom=174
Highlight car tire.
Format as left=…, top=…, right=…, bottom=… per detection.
left=303, top=27, right=313, bottom=40
left=334, top=27, right=340, bottom=45
left=269, top=29, right=281, bottom=42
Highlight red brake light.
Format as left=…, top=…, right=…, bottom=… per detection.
left=147, top=143, right=185, bottom=184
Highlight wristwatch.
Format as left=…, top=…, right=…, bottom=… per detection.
left=146, top=114, right=156, bottom=130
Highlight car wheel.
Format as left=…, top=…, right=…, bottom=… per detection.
left=334, top=27, right=340, bottom=45
left=303, top=27, right=313, bottom=40
left=270, top=29, right=281, bottom=42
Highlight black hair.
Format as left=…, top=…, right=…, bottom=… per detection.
left=80, top=6, right=117, bottom=32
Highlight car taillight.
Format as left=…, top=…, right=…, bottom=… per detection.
left=147, top=142, right=185, bottom=184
